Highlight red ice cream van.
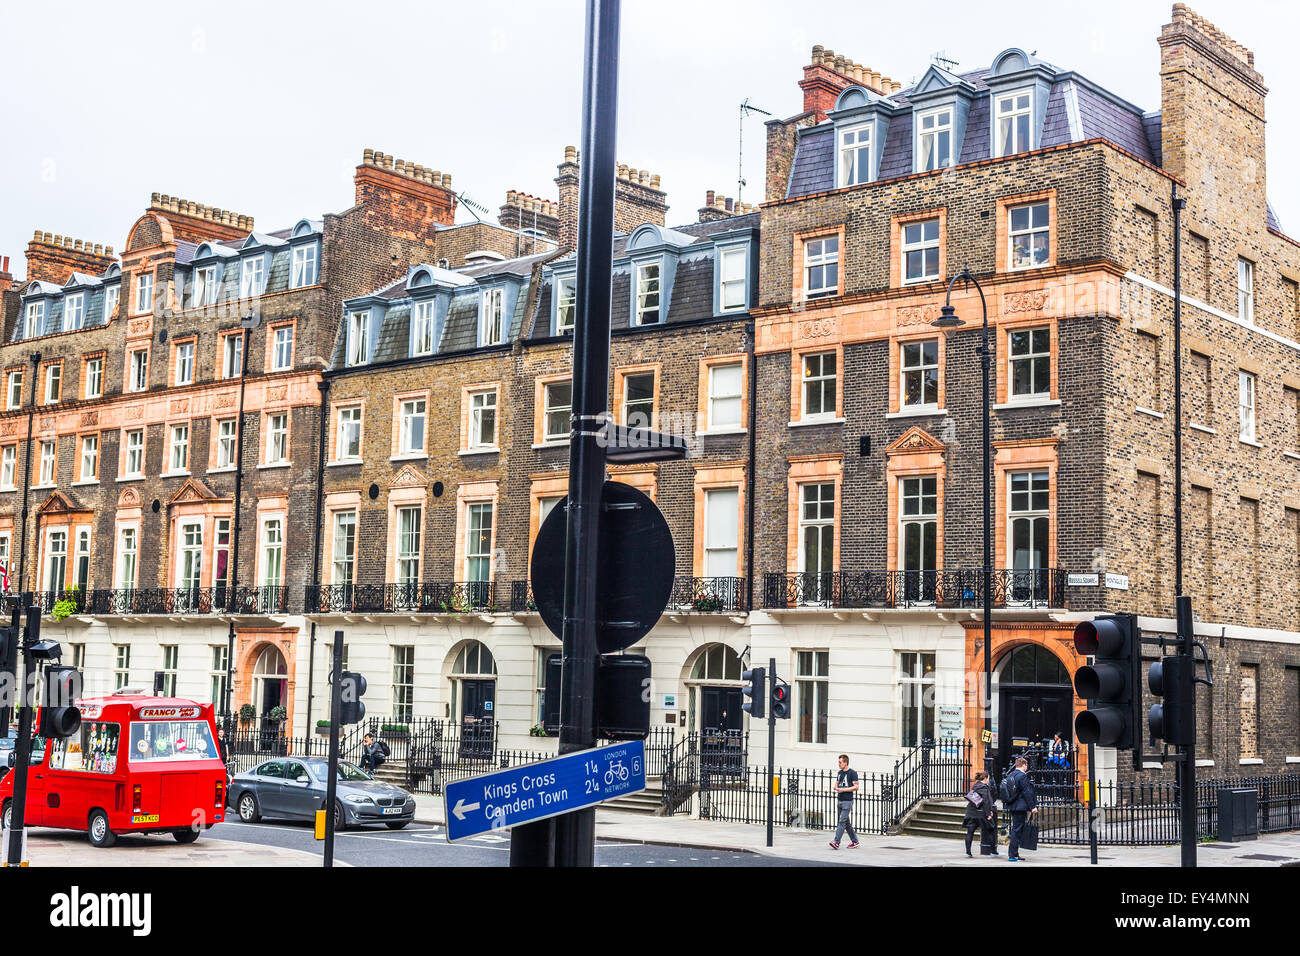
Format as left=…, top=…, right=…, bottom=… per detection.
left=0, top=694, right=227, bottom=847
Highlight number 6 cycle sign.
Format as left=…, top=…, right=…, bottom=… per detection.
left=442, top=740, right=646, bottom=842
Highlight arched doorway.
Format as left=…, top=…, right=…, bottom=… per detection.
left=684, top=643, right=744, bottom=734
left=448, top=641, right=497, bottom=757
left=252, top=645, right=288, bottom=719
left=996, top=644, right=1072, bottom=762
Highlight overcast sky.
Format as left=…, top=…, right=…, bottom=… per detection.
left=1, top=0, right=1295, bottom=278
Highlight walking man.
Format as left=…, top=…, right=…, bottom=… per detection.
left=1001, top=756, right=1038, bottom=861
left=829, top=754, right=860, bottom=849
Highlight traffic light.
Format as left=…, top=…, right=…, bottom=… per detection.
left=39, top=666, right=82, bottom=739
left=339, top=671, right=367, bottom=724
left=742, top=666, right=765, bottom=720
left=0, top=624, right=16, bottom=738
left=1148, top=656, right=1193, bottom=747
left=770, top=680, right=792, bottom=720
left=1073, top=613, right=1140, bottom=749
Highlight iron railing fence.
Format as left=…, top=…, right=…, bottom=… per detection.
left=699, top=765, right=895, bottom=835
left=507, top=577, right=748, bottom=614
left=888, top=737, right=975, bottom=817
left=662, top=730, right=751, bottom=816
left=762, top=568, right=1066, bottom=610
left=72, top=586, right=291, bottom=616
left=305, top=582, right=495, bottom=614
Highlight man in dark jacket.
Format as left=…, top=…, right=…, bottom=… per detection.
left=1002, top=756, right=1038, bottom=861
left=360, top=733, right=387, bottom=774
left=964, top=771, right=997, bottom=857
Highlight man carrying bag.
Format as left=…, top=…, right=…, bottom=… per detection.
left=999, top=756, right=1038, bottom=861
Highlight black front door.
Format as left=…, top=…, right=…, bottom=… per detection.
left=701, top=687, right=742, bottom=733
left=998, top=686, right=1072, bottom=763
left=460, top=679, right=496, bottom=758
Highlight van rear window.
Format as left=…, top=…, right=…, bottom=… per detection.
left=129, top=720, right=216, bottom=762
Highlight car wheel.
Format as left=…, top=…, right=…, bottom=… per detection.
left=237, top=792, right=261, bottom=824
left=173, top=828, right=201, bottom=844
left=1, top=800, right=11, bottom=831
left=385, top=821, right=409, bottom=830
left=334, top=801, right=348, bottom=830
left=88, top=809, right=116, bottom=848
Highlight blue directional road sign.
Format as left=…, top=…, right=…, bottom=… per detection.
left=443, top=739, right=645, bottom=842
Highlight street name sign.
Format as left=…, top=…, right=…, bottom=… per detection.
left=443, top=739, right=646, bottom=842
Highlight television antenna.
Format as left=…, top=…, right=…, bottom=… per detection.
left=738, top=98, right=772, bottom=206
left=456, top=191, right=491, bottom=223
left=931, top=50, right=959, bottom=72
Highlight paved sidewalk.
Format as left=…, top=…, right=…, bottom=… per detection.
left=13, top=828, right=332, bottom=867
left=413, top=794, right=1300, bottom=866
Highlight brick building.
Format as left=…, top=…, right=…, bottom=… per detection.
left=2, top=5, right=1297, bottom=782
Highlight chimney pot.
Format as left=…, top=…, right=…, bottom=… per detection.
left=834, top=54, right=845, bottom=71
left=442, top=173, right=452, bottom=188
left=74, top=239, right=83, bottom=251
left=705, top=189, right=715, bottom=204
left=363, top=148, right=375, bottom=165
left=32, top=229, right=42, bottom=241
left=725, top=198, right=734, bottom=212
left=106, top=246, right=114, bottom=256
left=43, top=232, right=52, bottom=243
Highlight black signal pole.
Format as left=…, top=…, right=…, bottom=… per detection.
left=510, top=0, right=620, bottom=868
left=766, top=657, right=776, bottom=848
left=322, top=629, right=344, bottom=868
left=5, top=600, right=38, bottom=868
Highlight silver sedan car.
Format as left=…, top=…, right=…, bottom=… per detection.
left=228, top=757, right=416, bottom=829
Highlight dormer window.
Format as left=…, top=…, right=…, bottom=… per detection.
left=556, top=277, right=576, bottom=333
left=65, top=293, right=86, bottom=330
left=193, top=266, right=219, bottom=307
left=25, top=302, right=44, bottom=338
left=634, top=262, right=661, bottom=325
left=104, top=285, right=119, bottom=320
left=480, top=288, right=505, bottom=345
left=412, top=300, right=436, bottom=356
left=240, top=257, right=266, bottom=298
left=838, top=124, right=872, bottom=187
left=719, top=247, right=747, bottom=312
left=347, top=311, right=369, bottom=366
left=291, top=244, right=318, bottom=288
left=917, top=108, right=953, bottom=171
left=994, top=90, right=1033, bottom=157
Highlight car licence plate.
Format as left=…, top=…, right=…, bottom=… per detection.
left=382, top=806, right=403, bottom=815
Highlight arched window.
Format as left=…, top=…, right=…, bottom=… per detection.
left=253, top=645, right=287, bottom=678
left=452, top=641, right=497, bottom=677
left=689, top=644, right=742, bottom=681
left=998, top=644, right=1069, bottom=685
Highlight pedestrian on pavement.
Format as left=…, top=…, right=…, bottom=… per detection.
left=829, top=754, right=860, bottom=849
left=1000, top=756, right=1038, bottom=861
left=963, top=770, right=997, bottom=857
left=360, top=732, right=388, bottom=774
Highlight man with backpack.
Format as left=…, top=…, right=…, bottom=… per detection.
left=999, top=756, right=1038, bottom=861
left=360, top=732, right=389, bottom=774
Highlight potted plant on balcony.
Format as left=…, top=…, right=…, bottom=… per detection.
left=691, top=593, right=724, bottom=613
left=380, top=723, right=410, bottom=740
left=50, top=587, right=81, bottom=621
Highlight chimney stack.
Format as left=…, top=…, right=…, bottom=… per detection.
left=354, top=146, right=458, bottom=240
left=799, top=44, right=892, bottom=121
left=24, top=231, right=117, bottom=285
left=555, top=145, right=669, bottom=251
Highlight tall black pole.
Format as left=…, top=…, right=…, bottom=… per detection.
left=980, top=297, right=993, bottom=784
left=1171, top=183, right=1195, bottom=868
left=532, top=0, right=620, bottom=869
left=5, top=603, right=39, bottom=868
left=1087, top=740, right=1098, bottom=864
left=322, top=628, right=344, bottom=868
left=16, top=352, right=39, bottom=596
left=224, top=326, right=251, bottom=737
left=766, top=657, right=776, bottom=848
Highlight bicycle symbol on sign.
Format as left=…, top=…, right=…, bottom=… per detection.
left=605, top=760, right=630, bottom=785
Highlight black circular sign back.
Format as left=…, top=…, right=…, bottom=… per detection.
left=530, top=480, right=675, bottom=654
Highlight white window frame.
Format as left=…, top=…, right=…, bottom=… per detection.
left=194, top=265, right=219, bottom=307
left=38, top=440, right=56, bottom=486
left=718, top=247, right=747, bottom=312
left=702, top=487, right=740, bottom=578
left=1008, top=201, right=1050, bottom=271
left=6, top=369, right=22, bottom=409
left=104, top=285, right=120, bottom=319
left=331, top=510, right=357, bottom=586
left=399, top=399, right=427, bottom=456
left=260, top=517, right=284, bottom=588
left=480, top=287, right=505, bottom=346
left=803, top=237, right=839, bottom=299
left=79, top=434, right=98, bottom=482
left=266, top=413, right=288, bottom=464
left=64, top=292, right=85, bottom=330
left=240, top=256, right=265, bottom=298
left=0, top=446, right=15, bottom=490
left=797, top=483, right=835, bottom=576
left=1239, top=371, right=1257, bottom=443
left=178, top=521, right=203, bottom=596
left=347, top=311, right=369, bottom=366
left=129, top=349, right=148, bottom=392
left=392, top=646, right=415, bottom=724
left=465, top=502, right=494, bottom=583
left=621, top=371, right=656, bottom=429
left=899, top=475, right=938, bottom=574
left=412, top=300, right=436, bottom=357
left=916, top=106, right=953, bottom=172
left=707, top=362, right=743, bottom=431
left=555, top=277, right=576, bottom=333
left=169, top=423, right=190, bottom=473
left=159, top=646, right=179, bottom=698
left=175, top=342, right=195, bottom=386
left=114, top=645, right=131, bottom=691
left=901, top=218, right=941, bottom=284
left=44, top=528, right=67, bottom=594
left=801, top=351, right=837, bottom=420
left=222, top=333, right=243, bottom=379
left=634, top=262, right=662, bottom=326
left=543, top=380, right=572, bottom=442
left=43, top=364, right=61, bottom=404
left=272, top=326, right=294, bottom=371
left=217, top=418, right=238, bottom=469
left=124, top=429, right=144, bottom=478
left=290, top=244, right=318, bottom=289
left=468, top=389, right=498, bottom=450
left=900, top=340, right=940, bottom=409
left=1008, top=326, right=1051, bottom=399
left=837, top=123, right=872, bottom=187
left=395, top=506, right=422, bottom=586
left=84, top=357, right=103, bottom=399
left=1008, top=469, right=1050, bottom=583
left=135, top=273, right=153, bottom=314
left=993, top=89, right=1033, bottom=158
left=898, top=652, right=937, bottom=747
left=25, top=301, right=44, bottom=338
left=336, top=406, right=362, bottom=461
left=1238, top=258, right=1254, bottom=325
left=796, top=650, right=830, bottom=745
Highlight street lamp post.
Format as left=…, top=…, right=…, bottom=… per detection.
left=932, top=268, right=994, bottom=780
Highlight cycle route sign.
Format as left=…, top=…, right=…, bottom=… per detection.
left=442, top=739, right=646, bottom=842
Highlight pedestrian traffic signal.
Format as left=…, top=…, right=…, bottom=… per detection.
left=339, top=671, right=367, bottom=724
left=1148, top=656, right=1193, bottom=747
left=770, top=681, right=792, bottom=720
left=39, top=666, right=82, bottom=739
left=1073, top=614, right=1140, bottom=749
left=742, top=666, right=766, bottom=720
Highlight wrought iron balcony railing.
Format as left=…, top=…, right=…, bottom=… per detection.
left=506, top=576, right=747, bottom=614
left=761, top=568, right=1066, bottom=610
left=304, top=582, right=495, bottom=614
left=50, top=585, right=292, bottom=616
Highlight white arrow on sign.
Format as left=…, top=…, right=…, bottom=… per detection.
left=451, top=798, right=481, bottom=821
